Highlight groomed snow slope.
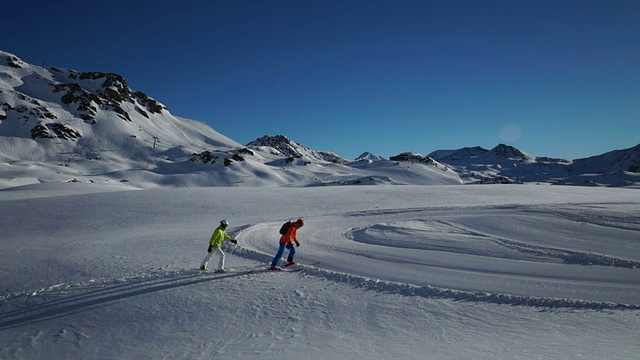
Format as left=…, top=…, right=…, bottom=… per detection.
left=1, top=184, right=639, bottom=359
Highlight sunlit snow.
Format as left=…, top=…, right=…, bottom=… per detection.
left=1, top=184, right=638, bottom=359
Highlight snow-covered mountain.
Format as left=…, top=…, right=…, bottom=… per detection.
left=572, top=144, right=640, bottom=174
left=0, top=51, right=463, bottom=189
left=428, top=143, right=639, bottom=187
left=246, top=135, right=347, bottom=164
left=0, top=50, right=251, bottom=188
left=1, top=50, right=638, bottom=189
left=354, top=151, right=386, bottom=162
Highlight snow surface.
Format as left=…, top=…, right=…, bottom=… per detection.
left=1, top=50, right=639, bottom=359
left=1, top=184, right=639, bottom=359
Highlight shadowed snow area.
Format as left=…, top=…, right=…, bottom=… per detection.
left=1, top=184, right=639, bottom=359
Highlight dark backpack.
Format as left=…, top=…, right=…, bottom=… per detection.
left=279, top=221, right=292, bottom=235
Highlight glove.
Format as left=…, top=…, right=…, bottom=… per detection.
left=231, top=239, right=238, bottom=244
left=295, top=241, right=300, bottom=247
left=207, top=245, right=213, bottom=253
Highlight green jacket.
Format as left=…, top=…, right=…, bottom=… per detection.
left=209, top=225, right=233, bottom=248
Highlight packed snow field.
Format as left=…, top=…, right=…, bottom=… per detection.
left=1, top=184, right=639, bottom=359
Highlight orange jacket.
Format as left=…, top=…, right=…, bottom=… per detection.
left=279, top=223, right=299, bottom=244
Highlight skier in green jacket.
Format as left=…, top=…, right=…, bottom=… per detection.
left=200, top=219, right=237, bottom=273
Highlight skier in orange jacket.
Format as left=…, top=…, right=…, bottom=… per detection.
left=270, top=218, right=304, bottom=270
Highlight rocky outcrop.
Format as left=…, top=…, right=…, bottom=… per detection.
left=490, top=144, right=529, bottom=161
left=53, top=83, right=100, bottom=121
left=1, top=51, right=170, bottom=147
left=189, top=151, right=220, bottom=164
left=30, top=122, right=81, bottom=140
left=134, top=91, right=165, bottom=114
left=46, top=70, right=167, bottom=124
left=247, top=135, right=347, bottom=164
left=5, top=55, right=23, bottom=68
left=390, top=152, right=438, bottom=165
left=248, top=135, right=304, bottom=158
left=189, top=150, right=248, bottom=167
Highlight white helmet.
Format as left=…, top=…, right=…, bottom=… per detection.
left=220, top=219, right=229, bottom=227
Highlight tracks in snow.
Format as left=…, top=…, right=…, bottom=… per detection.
left=235, top=203, right=640, bottom=310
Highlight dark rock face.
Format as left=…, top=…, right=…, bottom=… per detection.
left=80, top=72, right=131, bottom=104
left=246, top=135, right=348, bottom=164
left=231, top=154, right=245, bottom=162
left=30, top=124, right=53, bottom=139
left=4, top=100, right=58, bottom=122
left=490, top=144, right=527, bottom=160
left=134, top=91, right=165, bottom=114
left=2, top=53, right=172, bottom=149
left=189, top=151, right=220, bottom=164
left=6, top=55, right=22, bottom=68
left=389, top=152, right=437, bottom=165
left=189, top=151, right=248, bottom=167
left=49, top=71, right=166, bottom=123
left=30, top=122, right=81, bottom=140
left=51, top=123, right=81, bottom=140
left=248, top=135, right=302, bottom=158
left=53, top=83, right=100, bottom=121
left=237, top=147, right=255, bottom=156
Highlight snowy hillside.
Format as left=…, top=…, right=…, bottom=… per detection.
left=1, top=184, right=638, bottom=359
left=428, top=143, right=640, bottom=187
left=1, top=50, right=638, bottom=189
left=0, top=50, right=247, bottom=188
left=0, top=51, right=464, bottom=189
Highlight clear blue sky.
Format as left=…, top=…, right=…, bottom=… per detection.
left=5, top=0, right=639, bottom=160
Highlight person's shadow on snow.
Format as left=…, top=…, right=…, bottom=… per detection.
left=0, top=269, right=262, bottom=330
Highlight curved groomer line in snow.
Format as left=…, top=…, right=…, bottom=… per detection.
left=235, top=204, right=640, bottom=310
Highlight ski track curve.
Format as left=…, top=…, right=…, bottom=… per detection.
left=3, top=202, right=638, bottom=320
left=232, top=203, right=640, bottom=311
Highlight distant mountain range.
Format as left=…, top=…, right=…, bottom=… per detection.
left=426, top=143, right=640, bottom=186
left=1, top=50, right=638, bottom=189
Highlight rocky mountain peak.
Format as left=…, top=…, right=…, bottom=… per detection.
left=1, top=51, right=169, bottom=143
left=428, top=146, right=489, bottom=162
left=51, top=70, right=166, bottom=123
left=246, top=135, right=302, bottom=158
left=490, top=144, right=528, bottom=160
left=2, top=51, right=26, bottom=68
left=354, top=152, right=386, bottom=162
left=246, top=135, right=347, bottom=164
left=389, top=152, right=438, bottom=165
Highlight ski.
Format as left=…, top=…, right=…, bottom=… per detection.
left=268, top=266, right=303, bottom=272
left=199, top=264, right=265, bottom=274
left=270, top=261, right=320, bottom=272
left=197, top=262, right=320, bottom=274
